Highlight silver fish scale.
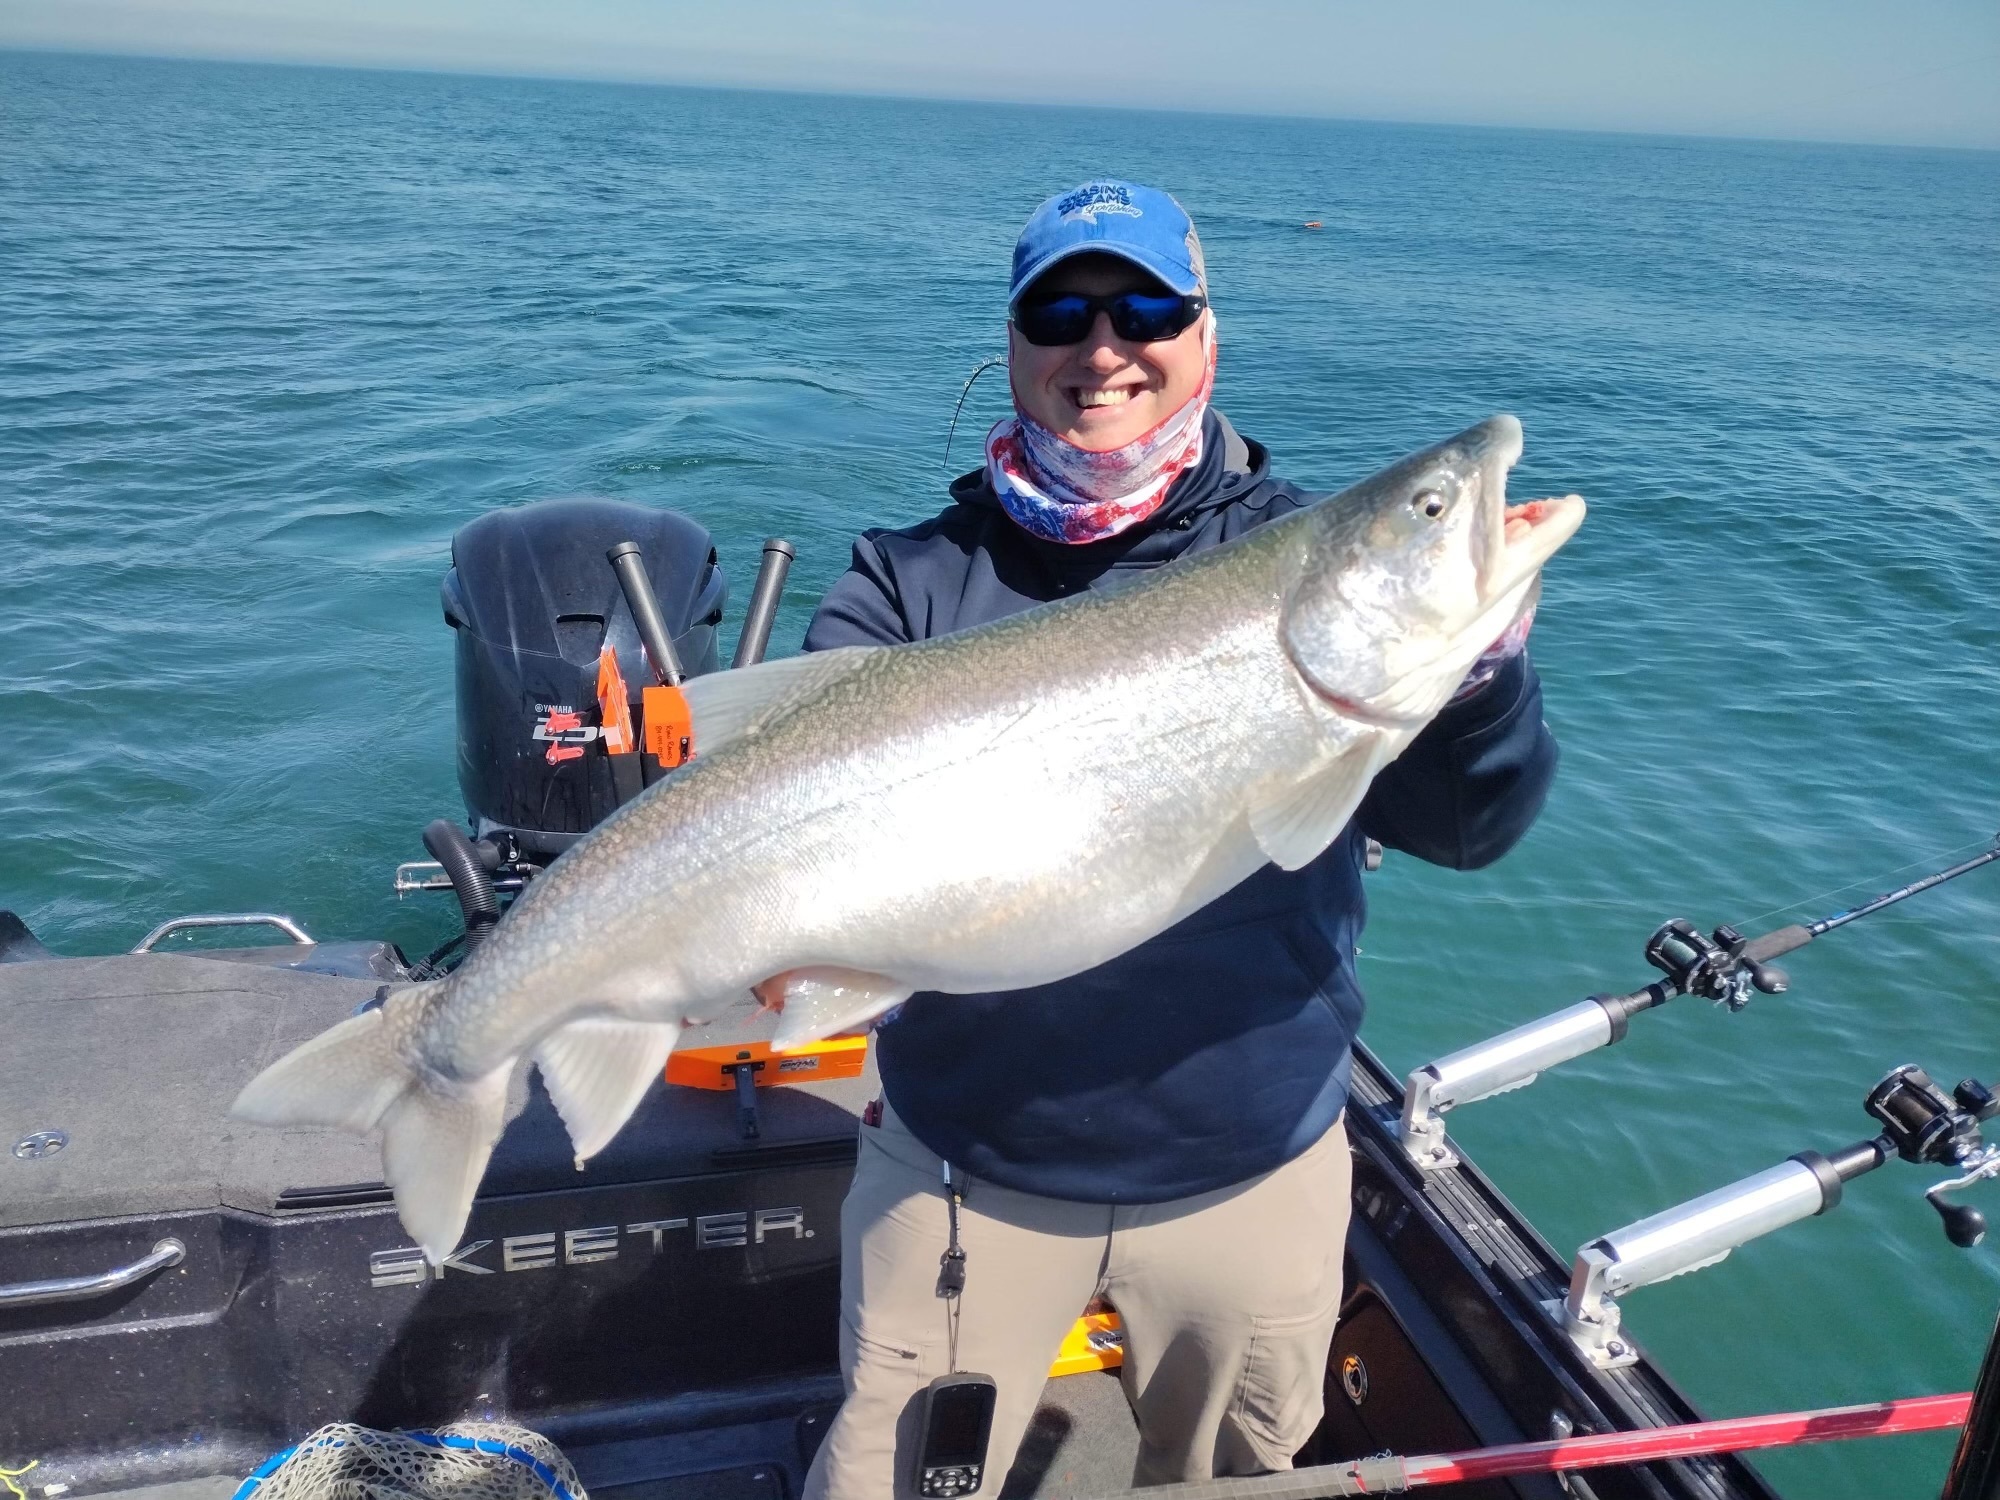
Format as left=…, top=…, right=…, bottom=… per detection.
left=421, top=513, right=1364, bottom=1078
left=409, top=416, right=1552, bottom=1086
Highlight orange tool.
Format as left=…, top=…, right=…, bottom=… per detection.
left=667, top=1035, right=869, bottom=1090
left=642, top=683, right=693, bottom=771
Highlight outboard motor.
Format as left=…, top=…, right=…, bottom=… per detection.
left=442, top=498, right=727, bottom=862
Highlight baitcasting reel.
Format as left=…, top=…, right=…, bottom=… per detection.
left=1642, top=919, right=1791, bottom=1012
left=1865, top=1064, right=2000, bottom=1248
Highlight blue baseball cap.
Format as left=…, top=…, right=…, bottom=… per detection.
left=1008, top=179, right=1208, bottom=308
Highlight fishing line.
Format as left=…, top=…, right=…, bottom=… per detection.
left=1729, top=832, right=1998, bottom=931
left=1425, top=834, right=1998, bottom=921
left=942, top=356, right=1007, bottom=472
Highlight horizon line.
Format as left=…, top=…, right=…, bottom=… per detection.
left=6, top=41, right=1998, bottom=158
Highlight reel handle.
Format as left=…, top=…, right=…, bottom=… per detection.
left=1744, top=957, right=1790, bottom=995
left=1934, top=1196, right=1989, bottom=1249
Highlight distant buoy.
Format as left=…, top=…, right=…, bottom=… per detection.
left=1303, top=220, right=1323, bottom=230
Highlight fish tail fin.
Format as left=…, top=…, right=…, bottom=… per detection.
left=231, top=981, right=509, bottom=1265
left=379, top=1064, right=511, bottom=1266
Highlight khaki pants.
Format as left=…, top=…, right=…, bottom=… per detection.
left=803, top=1105, right=1352, bottom=1497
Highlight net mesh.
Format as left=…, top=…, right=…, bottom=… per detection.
left=238, top=1422, right=586, bottom=1500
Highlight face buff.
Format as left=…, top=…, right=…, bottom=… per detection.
left=987, top=318, right=1217, bottom=545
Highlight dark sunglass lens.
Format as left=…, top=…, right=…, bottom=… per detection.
left=1110, top=294, right=1194, bottom=342
left=1016, top=295, right=1095, bottom=346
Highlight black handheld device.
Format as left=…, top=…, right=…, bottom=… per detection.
left=915, top=1372, right=997, bottom=1497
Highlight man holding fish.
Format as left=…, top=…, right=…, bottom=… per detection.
left=234, top=181, right=1581, bottom=1494
left=797, top=181, right=1566, bottom=1495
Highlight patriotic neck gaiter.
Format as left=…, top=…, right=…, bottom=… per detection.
left=987, top=319, right=1217, bottom=546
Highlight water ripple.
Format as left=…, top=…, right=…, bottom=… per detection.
left=2, top=54, right=1997, bottom=1494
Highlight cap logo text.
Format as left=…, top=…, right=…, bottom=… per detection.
left=1057, top=183, right=1141, bottom=225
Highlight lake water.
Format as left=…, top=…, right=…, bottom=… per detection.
left=3, top=49, right=1998, bottom=1495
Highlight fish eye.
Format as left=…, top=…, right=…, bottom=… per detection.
left=1412, top=489, right=1446, bottom=520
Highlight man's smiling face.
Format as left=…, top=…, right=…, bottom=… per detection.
left=1007, top=253, right=1209, bottom=454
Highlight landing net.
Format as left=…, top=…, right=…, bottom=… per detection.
left=232, top=1422, right=585, bottom=1500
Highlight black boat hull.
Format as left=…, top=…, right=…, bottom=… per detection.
left=0, top=949, right=1779, bottom=1499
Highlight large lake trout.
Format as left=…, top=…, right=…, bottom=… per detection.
left=235, top=414, right=1584, bottom=1261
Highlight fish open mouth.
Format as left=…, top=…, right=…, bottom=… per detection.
left=1459, top=430, right=1585, bottom=693
left=1291, top=414, right=1587, bottom=728
left=1472, top=417, right=1586, bottom=605
left=1407, top=415, right=1585, bottom=707
left=1487, top=495, right=1586, bottom=597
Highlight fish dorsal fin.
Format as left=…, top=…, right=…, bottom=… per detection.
left=533, top=1017, right=680, bottom=1165
left=680, top=647, right=881, bottom=757
left=1247, top=743, right=1387, bottom=872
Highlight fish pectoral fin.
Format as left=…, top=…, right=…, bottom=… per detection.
left=680, top=646, right=884, bottom=756
left=533, top=1018, right=679, bottom=1165
left=1171, top=814, right=1267, bottom=927
left=1247, top=743, right=1386, bottom=872
left=762, top=967, right=914, bottom=1053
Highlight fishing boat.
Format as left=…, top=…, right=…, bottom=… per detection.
left=4, top=500, right=1994, bottom=1500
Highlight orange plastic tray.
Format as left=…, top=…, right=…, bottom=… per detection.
left=665, top=1034, right=870, bottom=1090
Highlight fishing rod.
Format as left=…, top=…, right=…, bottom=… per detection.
left=1401, top=832, right=2000, bottom=1170
left=1635, top=833, right=2000, bottom=1016
left=1080, top=1391, right=1972, bottom=1498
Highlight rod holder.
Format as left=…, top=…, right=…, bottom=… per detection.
left=732, top=537, right=796, bottom=669
left=1400, top=999, right=1618, bottom=1169
left=606, top=541, right=684, bottom=687
left=1554, top=1158, right=1839, bottom=1369
left=1403, top=834, right=2000, bottom=1171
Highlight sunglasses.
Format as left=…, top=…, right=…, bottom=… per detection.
left=1011, top=290, right=1207, bottom=347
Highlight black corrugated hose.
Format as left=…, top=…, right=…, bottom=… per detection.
left=422, top=818, right=499, bottom=954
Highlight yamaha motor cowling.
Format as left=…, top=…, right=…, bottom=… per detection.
left=442, top=498, right=726, bottom=861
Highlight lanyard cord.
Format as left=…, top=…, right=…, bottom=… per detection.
left=937, top=1160, right=967, bottom=1372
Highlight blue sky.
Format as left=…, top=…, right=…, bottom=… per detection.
left=3, top=0, right=1996, bottom=149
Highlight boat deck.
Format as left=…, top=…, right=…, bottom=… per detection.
left=73, top=1370, right=1141, bottom=1500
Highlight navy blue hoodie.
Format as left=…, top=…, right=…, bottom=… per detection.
left=803, top=411, right=1557, bottom=1202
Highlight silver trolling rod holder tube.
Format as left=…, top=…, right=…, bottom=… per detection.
left=1542, top=1063, right=1995, bottom=1373
left=731, top=537, right=795, bottom=669
left=1554, top=1144, right=1880, bottom=1370
left=606, top=541, right=684, bottom=687
left=1401, top=995, right=1642, bottom=1169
